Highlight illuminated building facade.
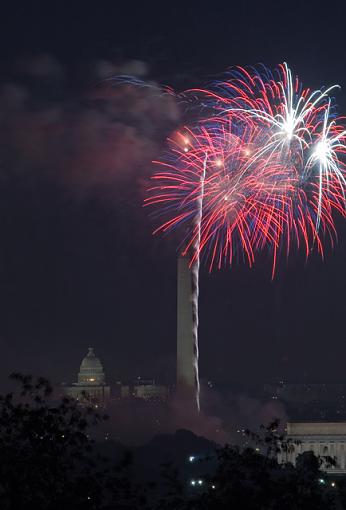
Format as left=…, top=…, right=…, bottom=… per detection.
left=119, top=378, right=169, bottom=401
left=279, top=422, right=346, bottom=474
left=63, top=347, right=110, bottom=405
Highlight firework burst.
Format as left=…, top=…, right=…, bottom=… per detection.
left=145, top=63, right=346, bottom=412
left=147, top=63, right=346, bottom=275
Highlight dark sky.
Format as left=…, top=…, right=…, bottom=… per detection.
left=0, top=1, right=345, bottom=390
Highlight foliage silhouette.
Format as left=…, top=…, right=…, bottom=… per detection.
left=0, top=374, right=145, bottom=510
left=0, top=375, right=342, bottom=509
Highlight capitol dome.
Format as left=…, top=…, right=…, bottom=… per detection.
left=78, top=347, right=105, bottom=385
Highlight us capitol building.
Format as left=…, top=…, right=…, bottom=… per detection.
left=62, top=347, right=110, bottom=405
left=62, top=347, right=168, bottom=406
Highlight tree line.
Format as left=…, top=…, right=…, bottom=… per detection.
left=0, top=374, right=345, bottom=509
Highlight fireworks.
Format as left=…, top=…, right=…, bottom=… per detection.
left=146, top=63, right=346, bottom=276
left=144, top=62, right=346, bottom=412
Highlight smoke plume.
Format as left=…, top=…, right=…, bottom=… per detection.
left=0, top=53, right=180, bottom=198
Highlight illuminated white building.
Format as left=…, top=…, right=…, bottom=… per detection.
left=120, top=378, right=169, bottom=401
left=279, top=422, right=346, bottom=474
left=133, top=379, right=169, bottom=401
left=63, top=347, right=110, bottom=405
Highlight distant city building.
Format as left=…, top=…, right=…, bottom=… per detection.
left=62, top=347, right=110, bottom=406
left=120, top=384, right=130, bottom=398
left=116, top=378, right=169, bottom=401
left=279, top=422, right=346, bottom=474
left=133, top=378, right=169, bottom=401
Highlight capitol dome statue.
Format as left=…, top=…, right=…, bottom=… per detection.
left=78, top=347, right=105, bottom=385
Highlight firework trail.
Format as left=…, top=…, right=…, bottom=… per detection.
left=146, top=63, right=346, bottom=410
left=190, top=153, right=207, bottom=412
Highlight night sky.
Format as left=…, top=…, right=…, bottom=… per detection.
left=0, top=2, right=345, bottom=391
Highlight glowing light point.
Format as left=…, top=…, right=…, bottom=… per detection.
left=282, top=112, right=295, bottom=141
left=314, top=140, right=329, bottom=163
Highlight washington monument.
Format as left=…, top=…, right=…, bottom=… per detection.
left=176, top=255, right=197, bottom=400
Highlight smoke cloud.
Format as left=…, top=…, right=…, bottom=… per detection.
left=94, top=383, right=287, bottom=447
left=0, top=53, right=180, bottom=198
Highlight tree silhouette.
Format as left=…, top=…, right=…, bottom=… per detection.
left=0, top=374, right=144, bottom=510
left=0, top=375, right=341, bottom=509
